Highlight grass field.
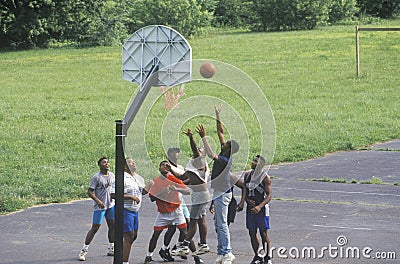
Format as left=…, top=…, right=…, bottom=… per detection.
left=1, top=19, right=400, bottom=213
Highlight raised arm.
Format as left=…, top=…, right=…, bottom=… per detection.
left=215, top=104, right=225, bottom=144
left=183, top=128, right=200, bottom=158
left=196, top=124, right=218, bottom=160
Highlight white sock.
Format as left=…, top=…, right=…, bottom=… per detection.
left=162, top=245, right=169, bottom=250
left=109, top=243, right=114, bottom=249
left=82, top=244, right=89, bottom=250
left=146, top=252, right=153, bottom=257
left=123, top=262, right=129, bottom=264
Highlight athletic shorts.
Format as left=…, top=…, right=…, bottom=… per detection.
left=92, top=206, right=115, bottom=225
left=154, top=206, right=187, bottom=231
left=123, top=209, right=139, bottom=232
left=190, top=191, right=210, bottom=219
left=246, top=213, right=270, bottom=231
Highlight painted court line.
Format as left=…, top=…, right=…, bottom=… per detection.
left=313, top=224, right=373, bottom=231
left=275, top=187, right=400, bottom=197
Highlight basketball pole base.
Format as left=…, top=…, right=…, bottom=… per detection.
left=114, top=120, right=125, bottom=264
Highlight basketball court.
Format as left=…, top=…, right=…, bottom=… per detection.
left=0, top=140, right=398, bottom=264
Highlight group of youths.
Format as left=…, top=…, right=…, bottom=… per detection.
left=78, top=105, right=272, bottom=264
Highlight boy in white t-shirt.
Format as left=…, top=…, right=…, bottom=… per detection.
left=111, top=158, right=145, bottom=264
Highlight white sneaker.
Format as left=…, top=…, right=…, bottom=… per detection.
left=194, top=243, right=210, bottom=255
left=214, top=255, right=224, bottom=264
left=176, top=245, right=190, bottom=256
left=171, top=245, right=190, bottom=256
left=222, top=252, right=236, bottom=264
left=78, top=249, right=88, bottom=261
left=107, top=246, right=114, bottom=256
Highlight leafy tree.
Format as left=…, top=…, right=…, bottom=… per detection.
left=250, top=0, right=331, bottom=31
left=1, top=0, right=398, bottom=50
left=212, top=0, right=368, bottom=30
left=47, top=0, right=104, bottom=44
left=357, top=0, right=400, bottom=19
left=0, top=0, right=54, bottom=49
left=0, top=0, right=106, bottom=49
left=123, top=0, right=215, bottom=37
left=328, top=0, right=359, bottom=23
left=214, top=0, right=253, bottom=27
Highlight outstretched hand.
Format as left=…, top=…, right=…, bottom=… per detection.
left=215, top=104, right=222, bottom=116
left=196, top=124, right=206, bottom=138
left=183, top=128, right=193, bottom=138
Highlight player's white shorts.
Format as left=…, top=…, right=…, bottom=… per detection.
left=154, top=206, right=187, bottom=231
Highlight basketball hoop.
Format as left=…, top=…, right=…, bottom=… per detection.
left=122, top=25, right=192, bottom=128
left=161, top=84, right=185, bottom=110
left=116, top=25, right=192, bottom=264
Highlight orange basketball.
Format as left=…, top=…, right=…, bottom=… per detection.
left=200, top=62, right=215, bottom=78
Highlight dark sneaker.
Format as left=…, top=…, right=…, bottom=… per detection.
left=159, top=248, right=175, bottom=262
left=144, top=256, right=153, bottom=264
left=194, top=255, right=204, bottom=264
left=250, top=255, right=264, bottom=264
left=264, top=255, right=272, bottom=264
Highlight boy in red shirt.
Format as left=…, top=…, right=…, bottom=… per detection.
left=144, top=161, right=191, bottom=263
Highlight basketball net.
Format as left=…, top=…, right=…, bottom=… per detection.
left=161, top=84, right=185, bottom=110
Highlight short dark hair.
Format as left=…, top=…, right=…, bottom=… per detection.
left=159, top=160, right=169, bottom=167
left=97, top=156, right=108, bottom=166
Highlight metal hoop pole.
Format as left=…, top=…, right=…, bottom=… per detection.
left=114, top=120, right=126, bottom=264
left=123, top=63, right=159, bottom=134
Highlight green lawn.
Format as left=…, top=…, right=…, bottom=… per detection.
left=1, top=20, right=399, bottom=213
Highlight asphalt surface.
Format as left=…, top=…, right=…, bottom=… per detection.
left=1, top=140, right=399, bottom=264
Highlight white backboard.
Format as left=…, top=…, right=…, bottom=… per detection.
left=122, top=25, right=192, bottom=88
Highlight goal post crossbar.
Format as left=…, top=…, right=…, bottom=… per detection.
left=355, top=26, right=400, bottom=77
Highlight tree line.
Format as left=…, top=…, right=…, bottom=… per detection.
left=1, top=0, right=399, bottom=50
